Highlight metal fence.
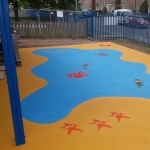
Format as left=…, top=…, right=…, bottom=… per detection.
left=11, top=21, right=86, bottom=38
left=124, top=15, right=150, bottom=44
left=87, top=15, right=124, bottom=40
left=10, top=9, right=89, bottom=39
left=10, top=9, right=150, bottom=45
left=87, top=14, right=150, bottom=45
left=10, top=8, right=91, bottom=22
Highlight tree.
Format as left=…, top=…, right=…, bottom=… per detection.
left=115, top=5, right=122, bottom=10
left=23, top=0, right=81, bottom=10
left=102, top=6, right=107, bottom=13
left=13, top=1, right=18, bottom=21
left=8, top=0, right=82, bottom=10
left=56, top=0, right=82, bottom=10
left=139, top=0, right=148, bottom=13
left=9, top=0, right=29, bottom=8
left=9, top=0, right=30, bottom=21
left=9, top=0, right=19, bottom=21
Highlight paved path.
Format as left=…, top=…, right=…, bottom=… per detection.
left=18, top=38, right=98, bottom=48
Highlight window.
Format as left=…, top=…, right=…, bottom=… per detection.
left=88, top=3, right=91, bottom=9
left=96, top=4, right=99, bottom=10
left=121, top=0, right=126, bottom=4
left=149, top=5, right=150, bottom=13
left=111, top=0, right=115, bottom=4
left=110, top=5, right=114, bottom=12
left=106, top=5, right=110, bottom=11
left=121, top=4, right=126, bottom=9
left=130, top=4, right=133, bottom=10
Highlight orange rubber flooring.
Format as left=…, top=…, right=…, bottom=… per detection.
left=1, top=42, right=150, bottom=150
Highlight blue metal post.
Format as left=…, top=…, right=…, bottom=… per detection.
left=132, top=16, right=134, bottom=42
left=91, top=14, right=94, bottom=39
left=86, top=14, right=88, bottom=37
left=123, top=16, right=124, bottom=39
left=0, top=0, right=25, bottom=146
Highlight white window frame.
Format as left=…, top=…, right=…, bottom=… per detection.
left=106, top=4, right=110, bottom=11
left=121, top=4, right=126, bottom=9
left=130, top=4, right=133, bottom=10
left=149, top=5, right=150, bottom=13
left=109, top=4, right=114, bottom=12
left=121, top=0, right=126, bottom=4
left=96, top=4, right=99, bottom=10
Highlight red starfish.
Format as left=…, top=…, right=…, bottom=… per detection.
left=89, top=119, right=112, bottom=131
left=109, top=112, right=131, bottom=122
left=60, top=123, right=84, bottom=135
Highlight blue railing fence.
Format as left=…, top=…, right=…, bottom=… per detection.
left=10, top=9, right=150, bottom=45
left=87, top=13, right=150, bottom=45
left=87, top=14, right=124, bottom=40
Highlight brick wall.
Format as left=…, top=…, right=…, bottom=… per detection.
left=80, top=0, right=148, bottom=12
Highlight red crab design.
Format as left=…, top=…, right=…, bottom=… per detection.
left=67, top=71, right=89, bottom=78
left=95, top=52, right=109, bottom=56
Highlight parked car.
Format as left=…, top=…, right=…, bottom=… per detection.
left=114, top=9, right=133, bottom=25
left=128, top=16, right=149, bottom=28
left=81, top=9, right=91, bottom=15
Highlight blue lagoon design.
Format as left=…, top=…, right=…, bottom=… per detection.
left=21, top=48, right=150, bottom=124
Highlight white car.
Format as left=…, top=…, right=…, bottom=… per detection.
left=114, top=9, right=133, bottom=25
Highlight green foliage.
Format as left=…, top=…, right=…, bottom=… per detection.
left=146, top=46, right=150, bottom=52
left=56, top=0, right=82, bottom=10
left=89, top=10, right=97, bottom=12
left=117, top=39, right=130, bottom=43
left=9, top=0, right=26, bottom=7
left=8, top=0, right=82, bottom=10
left=115, top=5, right=122, bottom=10
left=102, top=6, right=107, bottom=13
left=139, top=0, right=148, bottom=13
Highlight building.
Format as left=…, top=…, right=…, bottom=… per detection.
left=80, top=0, right=150, bottom=13
left=80, top=0, right=92, bottom=10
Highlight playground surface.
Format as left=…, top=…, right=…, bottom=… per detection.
left=1, top=42, right=150, bottom=150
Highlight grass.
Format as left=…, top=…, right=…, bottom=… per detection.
left=113, top=39, right=150, bottom=55
left=116, top=39, right=130, bottom=43
left=146, top=46, right=150, bottom=52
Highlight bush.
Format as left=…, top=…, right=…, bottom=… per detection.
left=139, top=0, right=148, bottom=13
left=102, top=6, right=107, bottom=13
left=115, top=5, right=122, bottom=10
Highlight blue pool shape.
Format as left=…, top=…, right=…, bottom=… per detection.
left=21, top=48, right=150, bottom=124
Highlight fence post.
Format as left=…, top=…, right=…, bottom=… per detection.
left=123, top=15, right=124, bottom=39
left=0, top=0, right=25, bottom=146
left=132, top=16, right=134, bottom=42
left=49, top=11, right=51, bottom=22
left=72, top=27, right=75, bottom=39
left=37, top=10, right=40, bottom=23
left=91, top=13, right=94, bottom=40
left=86, top=14, right=88, bottom=37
